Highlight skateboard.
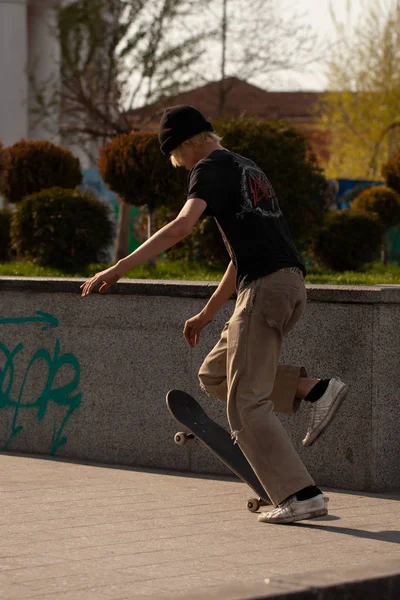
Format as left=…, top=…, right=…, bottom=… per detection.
left=166, top=389, right=271, bottom=512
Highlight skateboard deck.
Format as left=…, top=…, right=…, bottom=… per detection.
left=166, top=389, right=271, bottom=512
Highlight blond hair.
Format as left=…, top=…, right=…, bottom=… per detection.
left=170, top=131, right=222, bottom=167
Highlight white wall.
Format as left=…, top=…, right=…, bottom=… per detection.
left=27, top=0, right=61, bottom=142
left=0, top=0, right=62, bottom=149
left=0, top=0, right=29, bottom=146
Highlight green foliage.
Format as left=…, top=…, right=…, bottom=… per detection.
left=0, top=139, right=5, bottom=192
left=11, top=187, right=114, bottom=268
left=320, top=3, right=400, bottom=178
left=56, top=0, right=204, bottom=145
left=157, top=205, right=229, bottom=269
left=99, top=131, right=186, bottom=210
left=382, top=151, right=400, bottom=194
left=352, top=185, right=400, bottom=228
left=155, top=118, right=328, bottom=267
left=0, top=140, right=82, bottom=204
left=311, top=211, right=382, bottom=271
left=216, top=118, right=328, bottom=250
left=0, top=209, right=12, bottom=261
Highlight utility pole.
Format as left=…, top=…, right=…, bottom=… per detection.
left=218, top=0, right=227, bottom=116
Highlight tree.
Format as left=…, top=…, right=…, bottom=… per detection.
left=99, top=131, right=185, bottom=262
left=320, top=1, right=400, bottom=178
left=196, top=0, right=320, bottom=115
left=52, top=0, right=208, bottom=150
left=33, top=0, right=208, bottom=257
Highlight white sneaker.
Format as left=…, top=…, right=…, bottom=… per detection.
left=302, top=377, right=348, bottom=448
left=258, top=493, right=328, bottom=524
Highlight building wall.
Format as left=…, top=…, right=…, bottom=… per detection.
left=0, top=0, right=61, bottom=147
left=0, top=0, right=29, bottom=146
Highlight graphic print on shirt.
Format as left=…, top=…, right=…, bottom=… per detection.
left=235, top=155, right=282, bottom=219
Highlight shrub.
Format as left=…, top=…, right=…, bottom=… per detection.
left=216, top=118, right=328, bottom=250
left=100, top=131, right=186, bottom=260
left=11, top=187, right=114, bottom=268
left=351, top=186, right=400, bottom=228
left=161, top=118, right=328, bottom=267
left=0, top=139, right=5, bottom=192
left=311, top=211, right=382, bottom=271
left=382, top=151, right=400, bottom=194
left=156, top=205, right=228, bottom=269
left=0, top=209, right=12, bottom=261
left=0, top=139, right=82, bottom=203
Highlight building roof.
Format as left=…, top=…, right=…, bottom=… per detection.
left=128, top=77, right=323, bottom=125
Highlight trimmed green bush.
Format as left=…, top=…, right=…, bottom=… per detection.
left=11, top=187, right=114, bottom=268
left=160, top=119, right=328, bottom=267
left=100, top=121, right=327, bottom=267
left=216, top=118, right=328, bottom=250
left=311, top=211, right=382, bottom=271
left=99, top=131, right=185, bottom=213
left=0, top=209, right=12, bottom=261
left=382, top=151, right=400, bottom=195
left=0, top=140, right=82, bottom=204
left=156, top=205, right=229, bottom=269
left=351, top=186, right=400, bottom=228
left=100, top=131, right=186, bottom=260
left=0, top=139, right=5, bottom=192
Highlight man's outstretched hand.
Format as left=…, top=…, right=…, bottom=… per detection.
left=80, top=265, right=122, bottom=297
left=184, top=312, right=213, bottom=347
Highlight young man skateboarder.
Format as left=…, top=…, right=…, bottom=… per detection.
left=81, top=105, right=348, bottom=524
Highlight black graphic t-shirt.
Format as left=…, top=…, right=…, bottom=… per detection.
left=187, top=149, right=305, bottom=289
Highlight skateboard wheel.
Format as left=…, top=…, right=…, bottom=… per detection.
left=174, top=432, right=193, bottom=446
left=247, top=498, right=260, bottom=513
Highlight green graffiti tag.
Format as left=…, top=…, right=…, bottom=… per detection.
left=0, top=310, right=59, bottom=331
left=0, top=313, right=81, bottom=455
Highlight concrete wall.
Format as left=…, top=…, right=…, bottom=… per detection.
left=0, top=277, right=400, bottom=492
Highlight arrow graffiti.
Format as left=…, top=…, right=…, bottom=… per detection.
left=0, top=311, right=59, bottom=331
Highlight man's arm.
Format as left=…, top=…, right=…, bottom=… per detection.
left=202, top=261, right=236, bottom=320
left=183, top=261, right=236, bottom=347
left=81, top=198, right=207, bottom=297
left=116, top=198, right=207, bottom=275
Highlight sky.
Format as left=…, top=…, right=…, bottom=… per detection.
left=264, top=0, right=364, bottom=91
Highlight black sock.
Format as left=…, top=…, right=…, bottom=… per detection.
left=304, top=379, right=330, bottom=403
left=296, top=486, right=322, bottom=501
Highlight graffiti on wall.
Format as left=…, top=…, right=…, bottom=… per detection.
left=0, top=311, right=81, bottom=455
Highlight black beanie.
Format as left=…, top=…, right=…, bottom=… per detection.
left=158, top=105, right=214, bottom=155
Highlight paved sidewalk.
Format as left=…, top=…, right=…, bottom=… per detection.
left=0, top=455, right=399, bottom=599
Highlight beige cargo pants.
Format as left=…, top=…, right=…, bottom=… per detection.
left=198, top=269, right=315, bottom=506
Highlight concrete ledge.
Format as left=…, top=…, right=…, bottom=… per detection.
left=0, top=275, right=395, bottom=303
left=171, top=559, right=400, bottom=599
